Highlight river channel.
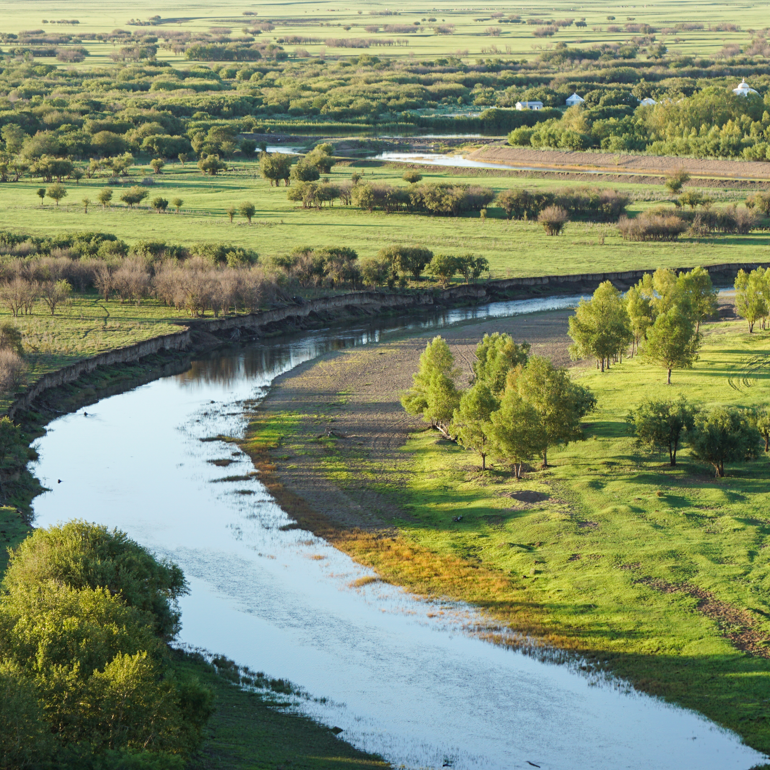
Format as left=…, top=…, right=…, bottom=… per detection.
left=30, top=295, right=766, bottom=770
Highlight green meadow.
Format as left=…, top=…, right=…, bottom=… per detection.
left=3, top=158, right=767, bottom=277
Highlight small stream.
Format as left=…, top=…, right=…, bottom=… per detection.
left=30, top=295, right=765, bottom=770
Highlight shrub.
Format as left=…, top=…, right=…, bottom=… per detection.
left=538, top=205, right=568, bottom=235
left=618, top=212, right=688, bottom=241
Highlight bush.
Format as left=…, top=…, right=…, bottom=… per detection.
left=618, top=212, right=688, bottom=241
left=538, top=205, right=568, bottom=235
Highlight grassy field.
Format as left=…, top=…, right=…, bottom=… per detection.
left=3, top=158, right=767, bottom=278
left=0, top=0, right=759, bottom=62
left=249, top=316, right=770, bottom=756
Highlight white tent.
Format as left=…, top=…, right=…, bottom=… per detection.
left=733, top=79, right=759, bottom=96
left=639, top=97, right=657, bottom=106
left=566, top=92, right=585, bottom=107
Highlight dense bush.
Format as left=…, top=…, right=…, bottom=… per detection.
left=618, top=211, right=689, bottom=241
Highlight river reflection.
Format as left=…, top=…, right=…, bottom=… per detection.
left=30, top=295, right=765, bottom=770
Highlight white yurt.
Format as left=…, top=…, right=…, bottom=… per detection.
left=733, top=79, right=759, bottom=96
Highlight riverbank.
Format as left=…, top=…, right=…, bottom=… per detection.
left=244, top=303, right=770, bottom=758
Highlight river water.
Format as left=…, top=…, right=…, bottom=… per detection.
left=30, top=295, right=766, bottom=770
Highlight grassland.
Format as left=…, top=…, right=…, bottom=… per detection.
left=0, top=0, right=759, bottom=62
left=3, top=158, right=768, bottom=278
left=248, top=312, right=770, bottom=755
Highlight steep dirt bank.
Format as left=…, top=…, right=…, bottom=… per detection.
left=470, top=144, right=770, bottom=181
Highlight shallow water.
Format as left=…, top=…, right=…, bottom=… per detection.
left=31, top=296, right=765, bottom=770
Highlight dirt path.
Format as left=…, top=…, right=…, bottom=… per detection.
left=256, top=309, right=575, bottom=531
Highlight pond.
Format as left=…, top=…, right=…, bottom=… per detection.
left=30, top=296, right=765, bottom=770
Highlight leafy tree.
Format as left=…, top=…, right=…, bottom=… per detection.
left=735, top=267, right=767, bottom=332
left=305, top=142, right=335, bottom=173
left=451, top=382, right=498, bottom=470
left=1, top=124, right=27, bottom=155
left=401, top=336, right=460, bottom=437
left=457, top=254, right=489, bottom=283
left=378, top=245, right=433, bottom=280
left=689, top=406, right=761, bottom=477
left=98, top=187, right=113, bottom=209
left=625, top=285, right=653, bottom=354
left=46, top=182, right=67, bottom=206
left=538, top=205, right=568, bottom=235
left=642, top=302, right=700, bottom=384
left=626, top=396, right=696, bottom=465
left=665, top=167, right=690, bottom=194
left=120, top=187, right=149, bottom=208
left=197, top=155, right=227, bottom=176
left=512, top=355, right=596, bottom=467
left=178, top=152, right=189, bottom=165
left=427, top=254, right=459, bottom=287
left=678, top=190, right=711, bottom=209
left=151, top=196, right=168, bottom=214
left=171, top=197, right=183, bottom=214
left=40, top=279, right=72, bottom=315
left=150, top=158, right=165, bottom=174
left=82, top=197, right=90, bottom=213
left=227, top=206, right=236, bottom=223
left=0, top=416, right=27, bottom=469
left=258, top=151, right=292, bottom=186
left=676, top=266, right=718, bottom=332
left=488, top=389, right=544, bottom=479
left=36, top=187, right=46, bottom=206
left=239, top=201, right=256, bottom=223
left=568, top=280, right=632, bottom=371
left=291, top=158, right=320, bottom=183
left=473, top=332, right=530, bottom=395
left=403, top=170, right=423, bottom=184
left=752, top=406, right=770, bottom=452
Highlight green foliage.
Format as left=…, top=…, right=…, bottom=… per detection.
left=568, top=280, right=632, bottom=370
left=642, top=302, right=701, bottom=383
left=46, top=182, right=67, bottom=206
left=258, top=152, right=292, bottom=186
left=676, top=266, right=718, bottom=331
left=487, top=389, right=544, bottom=479
left=472, top=332, right=530, bottom=395
left=197, top=155, right=227, bottom=176
left=689, top=406, right=762, bottom=477
left=735, top=267, right=769, bottom=332
left=291, top=158, right=321, bottom=183
left=119, top=187, right=148, bottom=208
left=238, top=201, right=256, bottom=223
left=402, top=170, right=423, bottom=184
left=626, top=395, right=696, bottom=465
left=150, top=197, right=168, bottom=213
left=378, top=244, right=433, bottom=280
left=426, top=253, right=459, bottom=287
left=451, top=382, right=498, bottom=470
left=97, top=188, right=113, bottom=208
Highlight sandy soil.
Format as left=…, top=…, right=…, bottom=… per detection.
left=471, top=144, right=770, bottom=181
left=257, top=309, right=574, bottom=531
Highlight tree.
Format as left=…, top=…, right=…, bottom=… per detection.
left=403, top=170, right=423, bottom=184
left=46, top=183, right=67, bottom=206
left=472, top=332, right=530, bottom=395
left=752, top=406, right=770, bottom=452
left=488, top=389, right=544, bottom=479
left=0, top=416, right=27, bottom=469
left=40, top=279, right=72, bottom=315
left=676, top=266, right=718, bottom=333
left=642, top=302, right=700, bottom=384
left=306, top=142, right=335, bottom=173
left=626, top=396, right=696, bottom=466
left=36, top=188, right=46, bottom=206
left=665, top=167, right=690, bottom=194
left=120, top=187, right=149, bottom=208
left=735, top=267, right=767, bottom=333
left=291, top=158, right=321, bottom=183
left=98, top=187, right=113, bottom=209
left=457, top=254, right=489, bottom=283
left=258, top=151, right=293, bottom=186
left=151, top=196, right=169, bottom=214
left=150, top=158, right=165, bottom=174
left=625, top=285, right=653, bottom=354
left=82, top=197, right=90, bottom=213
left=689, top=406, right=761, bottom=477
left=401, top=336, right=460, bottom=437
left=568, top=281, right=632, bottom=371
left=178, top=152, right=189, bottom=165
left=378, top=245, right=433, bottom=280
left=239, top=201, right=256, bottom=223
left=678, top=190, right=712, bottom=209
left=538, top=205, right=568, bottom=235
left=513, top=356, right=596, bottom=467
left=197, top=155, right=227, bottom=176
left=427, top=254, right=459, bottom=287
left=172, top=197, right=183, bottom=214
left=227, top=206, right=236, bottom=223
left=451, top=382, right=498, bottom=470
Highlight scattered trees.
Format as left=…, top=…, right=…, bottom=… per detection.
left=120, top=186, right=149, bottom=208
left=451, top=382, right=498, bottom=470
left=689, top=406, right=761, bottom=477
left=626, top=396, right=696, bottom=465
left=642, top=302, right=701, bottom=384
left=151, top=196, right=169, bottom=213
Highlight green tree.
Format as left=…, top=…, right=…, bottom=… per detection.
left=258, top=151, right=293, bottom=186
left=82, top=197, right=90, bottom=213
left=227, top=206, right=236, bottom=223
left=239, top=201, right=256, bottom=223
left=472, top=332, right=530, bottom=395
left=403, top=170, right=423, bottom=184
left=40, top=279, right=72, bottom=315
left=46, top=183, right=67, bottom=206
left=36, top=187, right=46, bottom=206
left=665, top=167, right=690, bottom=194
left=0, top=416, right=27, bottom=469
left=752, top=406, right=770, bottom=452
left=689, top=406, right=761, bottom=477
left=178, top=152, right=189, bottom=165
left=451, top=382, right=498, bottom=470
left=150, top=158, right=165, bottom=174
left=626, top=396, right=696, bottom=466
left=378, top=245, right=433, bottom=281
left=568, top=280, right=632, bottom=371
left=151, top=196, right=168, bottom=214
left=625, top=284, right=653, bottom=354
left=488, top=389, right=544, bottom=479
left=171, top=197, right=183, bottom=213
left=676, top=266, right=718, bottom=332
left=305, top=142, right=335, bottom=173
left=735, top=267, right=767, bottom=332
left=642, top=302, right=701, bottom=384
left=427, top=254, right=459, bottom=287
left=197, top=155, right=227, bottom=176
left=98, top=187, right=113, bottom=209
left=291, top=158, right=321, bottom=183
left=513, top=355, right=596, bottom=467
left=401, top=336, right=460, bottom=437
left=120, top=187, right=149, bottom=208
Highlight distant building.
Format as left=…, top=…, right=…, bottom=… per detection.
left=565, top=92, right=585, bottom=107
left=639, top=97, right=657, bottom=106
left=733, top=79, right=759, bottom=96
left=515, top=100, right=544, bottom=111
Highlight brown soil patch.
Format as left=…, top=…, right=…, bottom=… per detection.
left=470, top=144, right=770, bottom=182
left=254, top=309, right=575, bottom=532
left=637, top=577, right=770, bottom=658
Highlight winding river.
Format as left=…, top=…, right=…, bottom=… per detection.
left=31, top=296, right=766, bottom=770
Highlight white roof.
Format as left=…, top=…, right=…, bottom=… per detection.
left=733, top=79, right=758, bottom=96
left=566, top=92, right=584, bottom=102
left=639, top=97, right=657, bottom=106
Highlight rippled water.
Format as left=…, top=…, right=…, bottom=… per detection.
left=30, top=296, right=765, bottom=770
